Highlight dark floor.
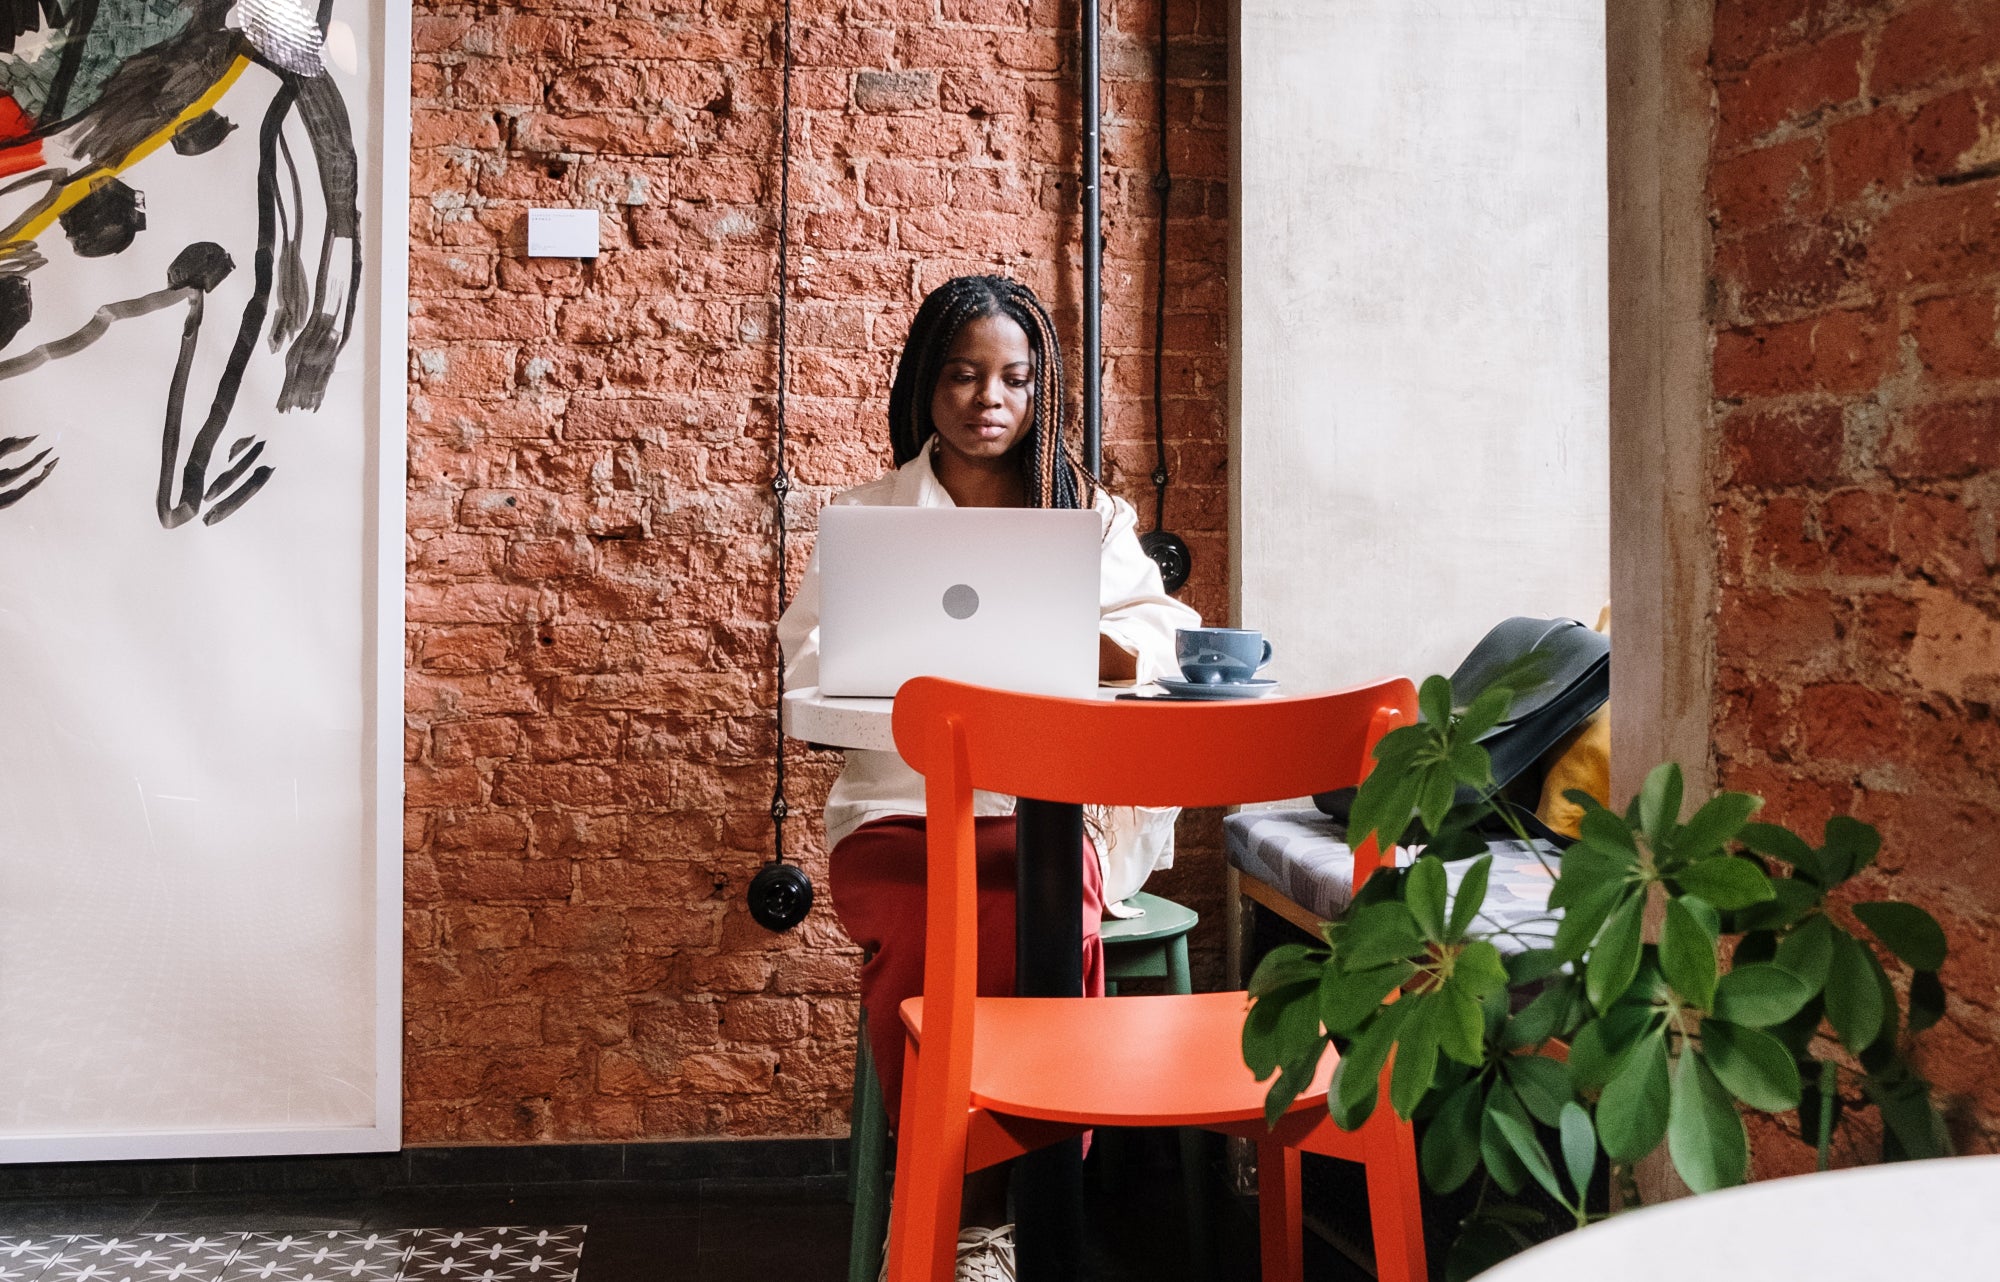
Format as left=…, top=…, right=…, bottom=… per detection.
left=0, top=1135, right=1375, bottom=1282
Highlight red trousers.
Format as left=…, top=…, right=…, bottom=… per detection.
left=829, top=814, right=1106, bottom=1124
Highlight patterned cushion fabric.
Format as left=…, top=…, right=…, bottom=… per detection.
left=1224, top=808, right=1561, bottom=956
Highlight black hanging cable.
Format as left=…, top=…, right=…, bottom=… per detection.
left=1137, top=0, right=1190, bottom=594
left=750, top=0, right=813, bottom=932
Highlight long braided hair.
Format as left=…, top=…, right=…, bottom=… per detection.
left=887, top=275, right=1098, bottom=509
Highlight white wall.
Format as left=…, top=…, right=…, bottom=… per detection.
left=1234, top=0, right=1609, bottom=692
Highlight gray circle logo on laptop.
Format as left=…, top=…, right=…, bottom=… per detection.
left=941, top=583, right=980, bottom=620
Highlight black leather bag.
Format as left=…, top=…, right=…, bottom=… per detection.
left=1313, top=616, right=1610, bottom=846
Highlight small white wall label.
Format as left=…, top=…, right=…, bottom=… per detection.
left=527, top=208, right=600, bottom=258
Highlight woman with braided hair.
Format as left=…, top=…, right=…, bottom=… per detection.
left=779, top=275, right=1198, bottom=1276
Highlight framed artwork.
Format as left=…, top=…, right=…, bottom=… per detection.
left=0, top=0, right=407, bottom=1159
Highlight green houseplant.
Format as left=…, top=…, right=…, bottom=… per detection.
left=1240, top=667, right=1953, bottom=1279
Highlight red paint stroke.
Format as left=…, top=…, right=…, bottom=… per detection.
left=0, top=95, right=45, bottom=179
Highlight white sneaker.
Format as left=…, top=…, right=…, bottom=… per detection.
left=954, top=1225, right=1016, bottom=1282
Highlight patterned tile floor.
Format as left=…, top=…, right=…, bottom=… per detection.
left=0, top=1141, right=1367, bottom=1282
left=0, top=1228, right=586, bottom=1282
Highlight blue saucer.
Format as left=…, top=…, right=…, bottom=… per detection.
left=1155, top=677, right=1280, bottom=700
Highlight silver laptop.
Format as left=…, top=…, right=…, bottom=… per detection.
left=816, top=507, right=1101, bottom=698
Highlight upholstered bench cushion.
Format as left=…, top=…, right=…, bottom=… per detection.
left=1224, top=808, right=1560, bottom=956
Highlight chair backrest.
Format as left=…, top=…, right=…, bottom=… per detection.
left=892, top=677, right=1418, bottom=810
left=888, top=677, right=1418, bottom=1066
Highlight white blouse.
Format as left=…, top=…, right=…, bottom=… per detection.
left=778, top=447, right=1201, bottom=904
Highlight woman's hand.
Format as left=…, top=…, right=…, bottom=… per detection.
left=1098, top=633, right=1138, bottom=683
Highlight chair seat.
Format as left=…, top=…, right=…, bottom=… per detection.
left=1099, top=890, right=1199, bottom=946
left=900, top=990, right=1336, bottom=1128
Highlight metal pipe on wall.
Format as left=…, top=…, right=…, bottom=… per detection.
left=1081, top=0, right=1102, bottom=476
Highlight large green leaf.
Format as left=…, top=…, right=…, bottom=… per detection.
left=1667, top=1049, right=1748, bottom=1192
left=1825, top=933, right=1886, bottom=1054
left=1243, top=980, right=1318, bottom=1077
left=1320, top=961, right=1414, bottom=1036
left=1447, top=854, right=1493, bottom=941
left=1447, top=739, right=1495, bottom=789
left=1818, top=816, right=1881, bottom=885
left=1347, top=769, right=1422, bottom=859
left=1578, top=806, right=1641, bottom=860
left=1338, top=902, right=1426, bottom=970
left=1550, top=843, right=1628, bottom=911
left=1457, top=682, right=1515, bottom=742
left=1405, top=857, right=1449, bottom=945
left=1489, top=1109, right=1569, bottom=1208
left=1436, top=983, right=1486, bottom=1067
left=1329, top=1001, right=1408, bottom=1128
left=1773, top=913, right=1835, bottom=992
left=1480, top=1081, right=1532, bottom=1196
left=1505, top=948, right=1566, bottom=986
left=1660, top=897, right=1718, bottom=1010
left=1248, top=943, right=1325, bottom=998
left=1863, top=1063, right=1952, bottom=1161
left=1597, top=1032, right=1671, bottom=1162
left=1731, top=875, right=1823, bottom=932
left=1567, top=1004, right=1656, bottom=1094
left=1673, top=857, right=1775, bottom=910
left=1670, top=790, right=1763, bottom=863
left=1418, top=765, right=1459, bottom=834
left=1502, top=976, right=1577, bottom=1051
left=1737, top=822, right=1823, bottom=883
left=1453, top=939, right=1511, bottom=1000
left=1418, top=674, right=1453, bottom=729
left=1390, top=998, right=1444, bottom=1119
left=1700, top=1020, right=1802, bottom=1112
left=1637, top=762, right=1684, bottom=847
left=1852, top=902, right=1948, bottom=973
left=1711, top=963, right=1812, bottom=1027
left=1553, top=881, right=1625, bottom=964
left=1558, top=1101, right=1597, bottom=1202
left=1420, top=1078, right=1485, bottom=1193
left=1506, top=1054, right=1573, bottom=1128
left=1586, top=892, right=1647, bottom=1013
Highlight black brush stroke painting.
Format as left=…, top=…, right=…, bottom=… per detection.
left=0, top=0, right=361, bottom=526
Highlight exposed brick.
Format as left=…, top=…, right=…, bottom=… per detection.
left=852, top=69, right=938, bottom=113
left=1825, top=106, right=1915, bottom=206
left=1712, top=308, right=1897, bottom=399
left=1865, top=179, right=2000, bottom=294
left=1715, top=32, right=1865, bottom=152
left=1720, top=404, right=1847, bottom=487
left=1872, top=0, right=2000, bottom=101
left=1908, top=86, right=1998, bottom=181
left=1709, top=135, right=1824, bottom=233
left=1885, top=398, right=2000, bottom=480
left=1913, top=291, right=2000, bottom=382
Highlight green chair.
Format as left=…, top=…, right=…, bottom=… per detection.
left=845, top=890, right=1206, bottom=1282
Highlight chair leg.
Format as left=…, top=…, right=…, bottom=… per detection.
left=1165, top=934, right=1192, bottom=996
left=1162, top=935, right=1213, bottom=1280
left=1256, top=1142, right=1304, bottom=1282
left=848, top=1009, right=870, bottom=1205
left=1363, top=1110, right=1429, bottom=1282
left=886, top=1032, right=964, bottom=1282
left=849, top=1017, right=893, bottom=1282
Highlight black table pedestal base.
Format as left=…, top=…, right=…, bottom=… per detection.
left=1012, top=798, right=1085, bottom=1282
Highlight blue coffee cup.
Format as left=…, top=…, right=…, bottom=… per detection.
left=1175, top=628, right=1274, bottom=685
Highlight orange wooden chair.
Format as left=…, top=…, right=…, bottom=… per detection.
left=884, top=676, right=1427, bottom=1282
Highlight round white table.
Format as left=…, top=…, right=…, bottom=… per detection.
left=1480, top=1155, right=2000, bottom=1279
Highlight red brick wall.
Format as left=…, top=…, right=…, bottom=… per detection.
left=403, top=0, right=1231, bottom=1143
left=1708, top=0, right=2000, bottom=1158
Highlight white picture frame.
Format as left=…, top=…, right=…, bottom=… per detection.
left=0, top=0, right=408, bottom=1162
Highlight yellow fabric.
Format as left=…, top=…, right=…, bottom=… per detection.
left=1534, top=605, right=1612, bottom=840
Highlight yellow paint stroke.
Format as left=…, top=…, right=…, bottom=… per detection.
left=6, top=54, right=253, bottom=247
